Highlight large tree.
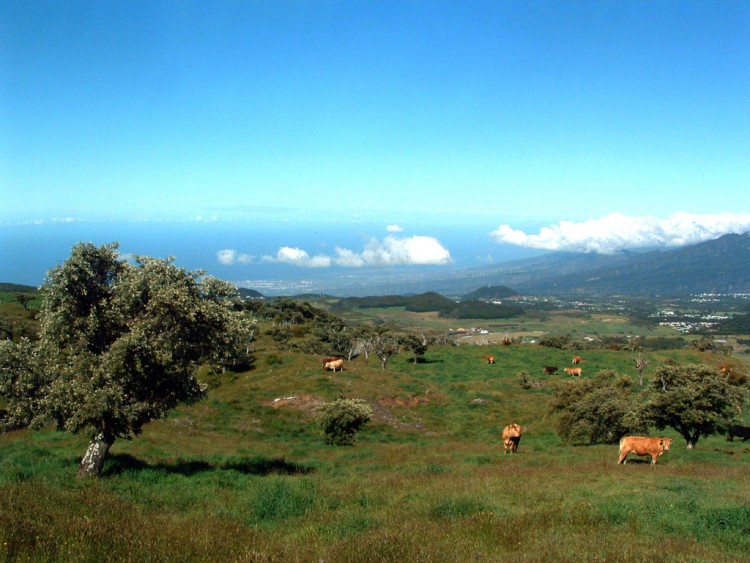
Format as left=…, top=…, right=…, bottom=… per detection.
left=643, top=363, right=746, bottom=449
left=0, top=242, right=253, bottom=477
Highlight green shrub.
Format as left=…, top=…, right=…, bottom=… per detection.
left=317, top=399, right=373, bottom=446
left=548, top=370, right=646, bottom=445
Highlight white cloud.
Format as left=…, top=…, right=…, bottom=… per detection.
left=217, top=249, right=253, bottom=265
left=263, top=235, right=452, bottom=268
left=263, top=247, right=332, bottom=268
left=355, top=235, right=452, bottom=266
left=490, top=212, right=750, bottom=254
left=386, top=224, right=404, bottom=233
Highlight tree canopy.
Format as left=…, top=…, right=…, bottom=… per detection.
left=0, top=242, right=253, bottom=477
left=548, top=370, right=646, bottom=445
left=643, top=363, right=746, bottom=448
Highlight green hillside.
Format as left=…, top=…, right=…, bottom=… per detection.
left=462, top=284, right=519, bottom=300
left=331, top=291, right=524, bottom=320
left=2, top=304, right=749, bottom=561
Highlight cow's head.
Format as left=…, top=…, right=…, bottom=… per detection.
left=659, top=438, right=673, bottom=450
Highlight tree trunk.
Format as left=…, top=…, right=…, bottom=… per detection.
left=78, top=432, right=115, bottom=478
left=686, top=432, right=699, bottom=449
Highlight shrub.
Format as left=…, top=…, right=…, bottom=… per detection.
left=538, top=334, right=571, bottom=349
left=316, top=399, right=373, bottom=446
left=548, top=370, right=646, bottom=445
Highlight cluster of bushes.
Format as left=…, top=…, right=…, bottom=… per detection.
left=548, top=364, right=746, bottom=448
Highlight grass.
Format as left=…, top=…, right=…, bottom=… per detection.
left=1, top=319, right=749, bottom=561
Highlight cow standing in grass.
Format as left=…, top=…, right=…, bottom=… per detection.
left=323, top=358, right=344, bottom=372
left=727, top=424, right=750, bottom=441
left=618, top=436, right=672, bottom=465
left=502, top=423, right=522, bottom=454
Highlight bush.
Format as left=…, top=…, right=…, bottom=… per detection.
left=316, top=399, right=373, bottom=446
left=547, top=370, right=646, bottom=445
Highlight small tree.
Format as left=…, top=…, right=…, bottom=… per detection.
left=643, top=363, right=746, bottom=449
left=0, top=242, right=253, bottom=478
left=548, top=370, right=646, bottom=445
left=401, top=332, right=430, bottom=364
left=317, top=399, right=373, bottom=446
left=369, top=330, right=400, bottom=370
left=15, top=294, right=33, bottom=310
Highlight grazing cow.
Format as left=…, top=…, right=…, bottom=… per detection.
left=719, top=364, right=733, bottom=377
left=323, top=358, right=344, bottom=372
left=727, top=424, right=750, bottom=441
left=502, top=338, right=511, bottom=346
left=618, top=436, right=672, bottom=465
left=543, top=366, right=558, bottom=375
left=572, top=355, right=582, bottom=365
left=486, top=355, right=495, bottom=365
left=564, top=367, right=582, bottom=377
left=502, top=423, right=522, bottom=454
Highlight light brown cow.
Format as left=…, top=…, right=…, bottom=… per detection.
left=323, top=358, right=344, bottom=372
left=564, top=367, right=582, bottom=377
left=618, top=436, right=672, bottom=465
left=502, top=423, right=522, bottom=454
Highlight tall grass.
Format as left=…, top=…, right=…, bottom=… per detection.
left=1, top=335, right=747, bottom=561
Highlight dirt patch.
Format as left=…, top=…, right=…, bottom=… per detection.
left=378, top=393, right=443, bottom=408
left=262, top=394, right=326, bottom=413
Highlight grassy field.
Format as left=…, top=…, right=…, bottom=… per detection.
left=1, top=309, right=749, bottom=561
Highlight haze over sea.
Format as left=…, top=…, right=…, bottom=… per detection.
left=0, top=211, right=548, bottom=294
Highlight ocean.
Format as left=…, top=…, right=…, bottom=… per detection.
left=1, top=218, right=544, bottom=295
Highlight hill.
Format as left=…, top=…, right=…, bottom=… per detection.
left=331, top=291, right=524, bottom=319
left=522, top=233, right=750, bottom=295
left=237, top=287, right=264, bottom=299
left=372, top=233, right=750, bottom=297
left=462, top=285, right=519, bottom=301
left=0, top=283, right=38, bottom=293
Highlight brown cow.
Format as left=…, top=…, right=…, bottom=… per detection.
left=543, top=366, right=558, bottom=375
left=323, top=358, right=344, bottom=372
left=486, top=355, right=495, bottom=365
left=618, top=436, right=672, bottom=465
left=572, top=355, right=582, bottom=365
left=502, top=423, right=522, bottom=454
left=564, top=367, right=582, bottom=377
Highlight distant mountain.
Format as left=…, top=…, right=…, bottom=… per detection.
left=238, top=288, right=264, bottom=299
left=0, top=283, right=38, bottom=293
left=520, top=233, right=750, bottom=295
left=367, top=232, right=750, bottom=297
left=462, top=285, right=520, bottom=301
left=331, top=291, right=523, bottom=319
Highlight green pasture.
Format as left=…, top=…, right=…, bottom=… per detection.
left=2, top=337, right=749, bottom=562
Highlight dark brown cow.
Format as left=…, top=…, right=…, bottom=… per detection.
left=543, top=366, right=558, bottom=375
left=727, top=424, right=750, bottom=441
left=618, top=436, right=672, bottom=465
left=502, top=423, right=522, bottom=454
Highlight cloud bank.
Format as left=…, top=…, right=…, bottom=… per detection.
left=216, top=249, right=253, bottom=265
left=261, top=235, right=452, bottom=268
left=491, top=212, right=750, bottom=254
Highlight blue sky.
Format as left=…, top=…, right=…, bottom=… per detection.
left=1, top=2, right=749, bottom=287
